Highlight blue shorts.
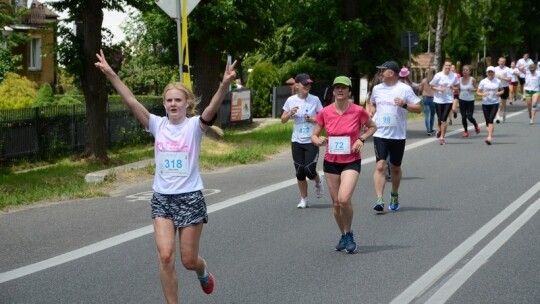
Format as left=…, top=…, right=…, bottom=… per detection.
left=151, top=191, right=208, bottom=227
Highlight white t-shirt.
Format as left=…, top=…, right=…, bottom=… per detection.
left=510, top=68, right=519, bottom=82
left=478, top=78, right=503, bottom=105
left=430, top=71, right=459, bottom=104
left=516, top=58, right=533, bottom=78
left=459, top=77, right=475, bottom=101
left=147, top=114, right=204, bottom=194
left=494, top=65, right=512, bottom=87
left=282, top=94, right=323, bottom=144
left=524, top=70, right=540, bottom=92
left=371, top=81, right=420, bottom=140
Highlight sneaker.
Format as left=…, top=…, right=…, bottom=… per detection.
left=495, top=117, right=500, bottom=124
left=436, top=130, right=441, bottom=138
left=427, top=131, right=432, bottom=136
left=530, top=119, right=534, bottom=125
left=449, top=119, right=453, bottom=125
left=335, top=234, right=346, bottom=251
left=297, top=198, right=309, bottom=209
left=344, top=231, right=357, bottom=253
left=389, top=193, right=399, bottom=211
left=475, top=125, right=480, bottom=134
left=439, top=138, right=445, bottom=145
left=198, top=272, right=214, bottom=294
left=315, top=179, right=324, bottom=198
left=453, top=111, right=458, bottom=119
left=373, top=197, right=385, bottom=213
left=462, top=131, right=469, bottom=137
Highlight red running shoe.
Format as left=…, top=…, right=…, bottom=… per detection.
left=436, top=130, right=441, bottom=138
left=462, top=131, right=469, bottom=137
left=475, top=126, right=480, bottom=134
left=198, top=272, right=214, bottom=294
left=439, top=138, right=445, bottom=145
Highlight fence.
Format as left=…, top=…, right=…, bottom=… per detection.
left=0, top=100, right=165, bottom=163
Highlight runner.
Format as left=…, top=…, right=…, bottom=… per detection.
left=458, top=65, right=480, bottom=137
left=281, top=73, right=324, bottom=209
left=517, top=53, right=533, bottom=100
left=95, top=49, right=236, bottom=303
left=418, top=68, right=436, bottom=136
left=494, top=57, right=513, bottom=123
left=476, top=66, right=503, bottom=145
left=370, top=60, right=422, bottom=213
left=509, top=60, right=519, bottom=104
left=430, top=60, right=460, bottom=145
left=311, top=76, right=376, bottom=253
left=524, top=62, right=540, bottom=125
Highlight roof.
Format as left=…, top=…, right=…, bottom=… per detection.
left=411, top=53, right=435, bottom=69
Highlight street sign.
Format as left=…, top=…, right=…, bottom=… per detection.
left=400, top=31, right=419, bottom=51
left=155, top=0, right=200, bottom=18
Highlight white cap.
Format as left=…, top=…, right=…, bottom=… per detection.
left=486, top=66, right=496, bottom=72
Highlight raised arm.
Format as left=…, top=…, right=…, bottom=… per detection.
left=95, top=49, right=150, bottom=129
left=200, top=59, right=237, bottom=128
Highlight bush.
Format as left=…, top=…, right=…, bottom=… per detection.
left=0, top=72, right=37, bottom=110
left=33, top=83, right=55, bottom=107
left=245, top=62, right=280, bottom=118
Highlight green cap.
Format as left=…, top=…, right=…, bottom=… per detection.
left=333, top=76, right=352, bottom=87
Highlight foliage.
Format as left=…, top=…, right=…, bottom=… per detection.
left=0, top=49, right=21, bottom=82
left=0, top=73, right=37, bottom=110
left=277, top=56, right=336, bottom=84
left=57, top=95, right=83, bottom=105
left=33, top=83, right=55, bottom=108
left=119, top=8, right=178, bottom=95
left=245, top=62, right=280, bottom=118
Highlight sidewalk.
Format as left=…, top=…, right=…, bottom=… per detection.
left=84, top=118, right=281, bottom=183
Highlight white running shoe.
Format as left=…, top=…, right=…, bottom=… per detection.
left=315, top=179, right=324, bottom=198
left=297, top=198, right=309, bottom=209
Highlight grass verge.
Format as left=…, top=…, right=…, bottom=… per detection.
left=0, top=121, right=292, bottom=210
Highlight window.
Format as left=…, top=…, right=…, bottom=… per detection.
left=29, top=36, right=41, bottom=71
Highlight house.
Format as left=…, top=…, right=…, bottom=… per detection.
left=2, top=0, right=58, bottom=87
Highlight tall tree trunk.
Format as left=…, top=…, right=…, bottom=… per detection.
left=336, top=0, right=358, bottom=75
left=191, top=40, right=222, bottom=115
left=81, top=0, right=108, bottom=161
left=433, top=2, right=445, bottom=71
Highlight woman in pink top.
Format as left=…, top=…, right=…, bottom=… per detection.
left=95, top=49, right=236, bottom=303
left=311, top=76, right=376, bottom=254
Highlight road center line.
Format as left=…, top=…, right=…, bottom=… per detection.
left=390, top=181, right=540, bottom=304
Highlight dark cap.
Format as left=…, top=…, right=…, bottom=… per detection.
left=294, top=73, right=314, bottom=85
left=376, top=61, right=400, bottom=74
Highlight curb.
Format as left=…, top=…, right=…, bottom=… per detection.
left=84, top=159, right=155, bottom=184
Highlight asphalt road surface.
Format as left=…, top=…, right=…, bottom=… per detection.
left=1, top=103, right=539, bottom=304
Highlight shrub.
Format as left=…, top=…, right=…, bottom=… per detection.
left=33, top=83, right=55, bottom=107
left=0, top=72, right=37, bottom=110
left=245, top=62, right=280, bottom=118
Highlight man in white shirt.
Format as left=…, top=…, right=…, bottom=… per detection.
left=494, top=57, right=513, bottom=122
left=516, top=53, right=533, bottom=100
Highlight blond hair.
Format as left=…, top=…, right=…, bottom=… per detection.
left=162, top=82, right=199, bottom=117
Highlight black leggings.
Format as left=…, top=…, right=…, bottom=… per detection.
left=482, top=104, right=499, bottom=124
left=291, top=142, right=319, bottom=181
left=435, top=103, right=453, bottom=126
left=458, top=99, right=478, bottom=130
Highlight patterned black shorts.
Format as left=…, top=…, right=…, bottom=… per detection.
left=151, top=191, right=208, bottom=227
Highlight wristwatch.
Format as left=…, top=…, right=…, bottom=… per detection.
left=358, top=137, right=365, bottom=143
left=402, top=103, right=408, bottom=109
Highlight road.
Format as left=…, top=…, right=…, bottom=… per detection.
left=1, top=103, right=539, bottom=304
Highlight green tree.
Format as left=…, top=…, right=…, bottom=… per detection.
left=33, top=83, right=55, bottom=107
left=49, top=0, right=150, bottom=161
left=246, top=62, right=280, bottom=118
left=0, top=72, right=37, bottom=110
left=0, top=2, right=28, bottom=81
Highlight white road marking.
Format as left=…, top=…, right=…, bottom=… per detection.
left=390, top=181, right=540, bottom=304
left=0, top=109, right=527, bottom=285
left=425, top=196, right=540, bottom=303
